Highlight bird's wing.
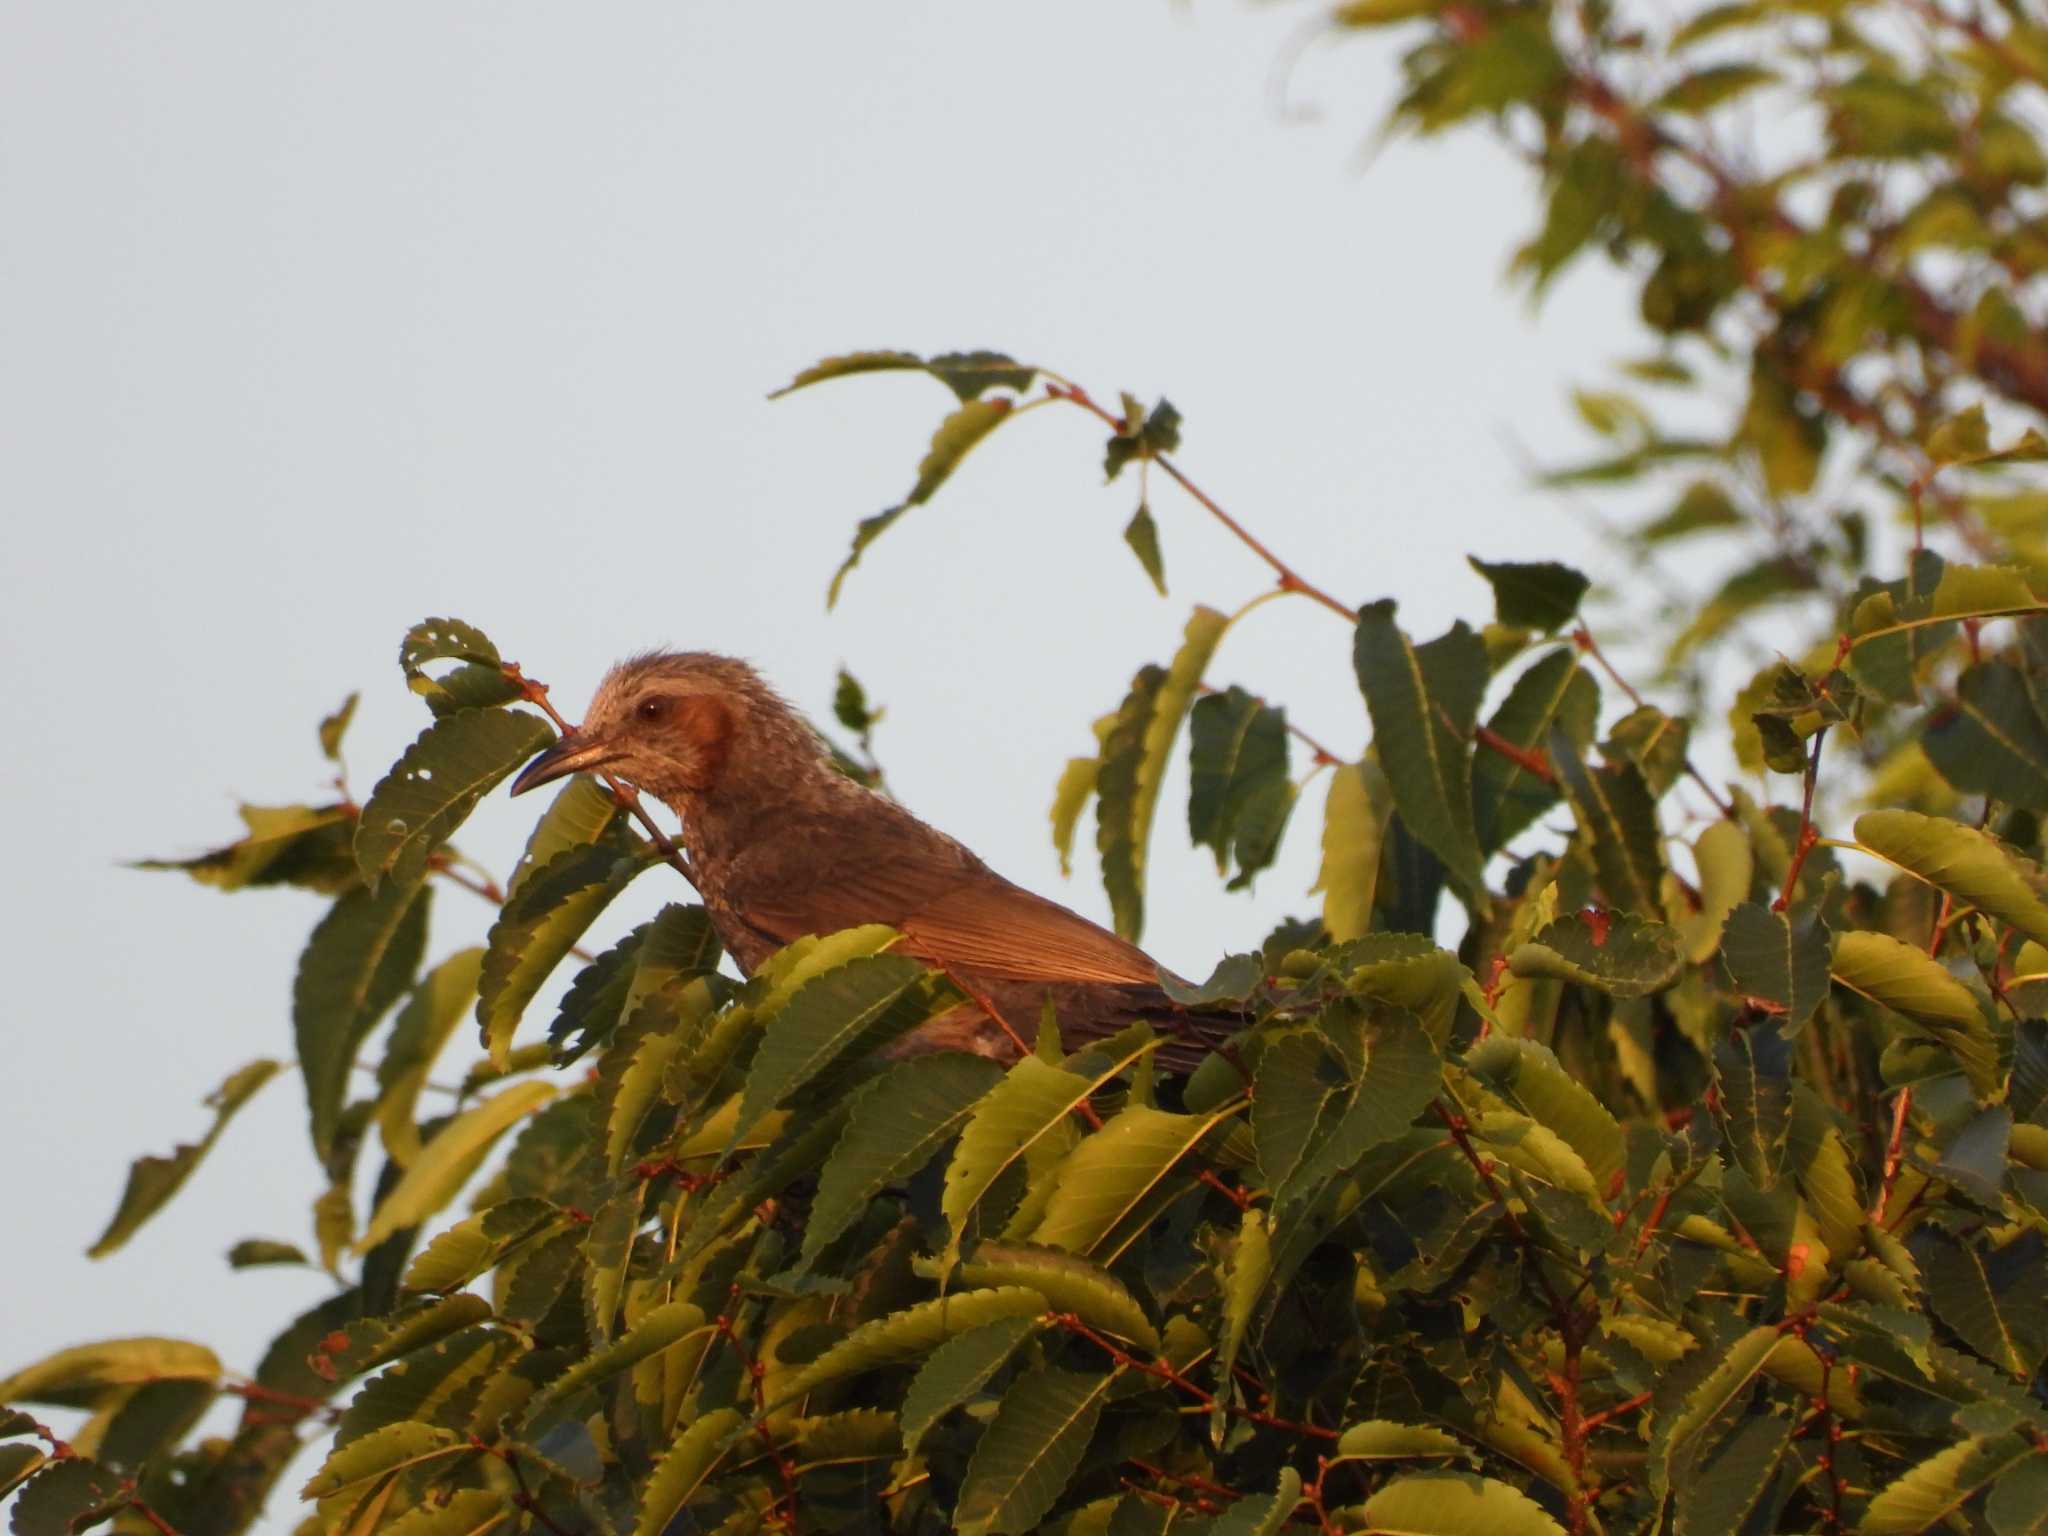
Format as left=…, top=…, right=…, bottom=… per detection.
left=730, top=841, right=1162, bottom=986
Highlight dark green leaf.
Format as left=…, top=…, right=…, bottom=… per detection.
left=1467, top=558, right=1590, bottom=633
left=1925, top=661, right=2048, bottom=810
left=1187, top=687, right=1293, bottom=884
left=955, top=1367, right=1115, bottom=1536
left=352, top=708, right=554, bottom=891
left=1122, top=503, right=1167, bottom=595
left=295, top=878, right=432, bottom=1158
left=1510, top=910, right=1684, bottom=997
left=398, top=617, right=523, bottom=715
left=1720, top=902, right=1832, bottom=1026
left=1471, top=650, right=1596, bottom=852
left=1354, top=602, right=1487, bottom=895
left=900, top=1316, right=1041, bottom=1456
left=227, top=1239, right=308, bottom=1269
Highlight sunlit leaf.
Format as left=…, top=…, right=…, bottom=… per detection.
left=88, top=1058, right=281, bottom=1258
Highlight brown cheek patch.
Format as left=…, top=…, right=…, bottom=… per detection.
left=677, top=694, right=734, bottom=790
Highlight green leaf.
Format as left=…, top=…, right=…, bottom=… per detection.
left=900, top=1316, right=1041, bottom=1456
left=134, top=801, right=360, bottom=894
left=1471, top=650, right=1596, bottom=853
left=1638, top=479, right=1743, bottom=543
left=375, top=948, right=485, bottom=1167
left=1654, top=61, right=1777, bottom=113
left=1925, top=661, right=2048, bottom=809
left=769, top=349, right=927, bottom=397
left=7, top=1458, right=126, bottom=1535
left=1509, top=911, right=1684, bottom=997
left=0, top=1339, right=220, bottom=1410
left=477, top=825, right=649, bottom=1068
left=1919, top=1229, right=2048, bottom=1377
left=1336, top=1420, right=1467, bottom=1460
left=355, top=1082, right=556, bottom=1254
left=1187, top=686, right=1293, bottom=883
left=398, top=617, right=524, bottom=715
left=1317, top=759, right=1393, bottom=943
left=1033, top=1101, right=1240, bottom=1256
left=1467, top=558, right=1590, bottom=633
left=1358, top=1472, right=1568, bottom=1534
left=733, top=951, right=929, bottom=1146
left=785, top=1288, right=1052, bottom=1399
left=227, top=1238, right=308, bottom=1268
left=946, top=1242, right=1159, bottom=1352
left=1713, top=1022, right=1793, bottom=1189
left=353, top=708, right=554, bottom=891
left=828, top=397, right=1016, bottom=606
left=1549, top=732, right=1664, bottom=916
left=1465, top=1036, right=1624, bottom=1188
left=521, top=1300, right=709, bottom=1429
left=1206, top=1468, right=1303, bottom=1536
left=955, top=1367, right=1115, bottom=1536
left=295, top=878, right=432, bottom=1158
left=1674, top=819, right=1755, bottom=964
left=1657, top=1326, right=1779, bottom=1503
left=301, top=1421, right=468, bottom=1501
left=1270, top=1011, right=1443, bottom=1209
left=1929, top=403, right=1992, bottom=465
left=1050, top=746, right=1104, bottom=879
left=87, top=1058, right=281, bottom=1258
left=1122, top=503, right=1167, bottom=595
left=1855, top=809, right=2048, bottom=946
left=946, top=1056, right=1155, bottom=1269
left=1354, top=602, right=1488, bottom=895
left=1831, top=930, right=2000, bottom=1094
left=926, top=350, right=1038, bottom=401
left=1720, top=902, right=1832, bottom=1026
left=1212, top=1205, right=1270, bottom=1429
left=401, top=1197, right=560, bottom=1294
left=633, top=1408, right=744, bottom=1536
left=1097, top=608, right=1229, bottom=939
left=1860, top=1433, right=2038, bottom=1534
left=802, top=1052, right=1007, bottom=1265
left=378, top=1489, right=510, bottom=1536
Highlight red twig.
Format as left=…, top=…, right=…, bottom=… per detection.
left=1871, top=1088, right=1915, bottom=1225
left=1053, top=1313, right=1338, bottom=1442
left=1773, top=728, right=1827, bottom=913
left=1044, top=382, right=1357, bottom=623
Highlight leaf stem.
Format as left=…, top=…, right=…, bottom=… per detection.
left=1572, top=627, right=1733, bottom=818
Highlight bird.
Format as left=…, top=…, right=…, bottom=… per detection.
left=508, top=651, right=1247, bottom=1070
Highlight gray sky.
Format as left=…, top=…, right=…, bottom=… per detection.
left=1, top=3, right=1642, bottom=1523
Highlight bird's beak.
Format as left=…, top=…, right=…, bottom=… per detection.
left=510, top=732, right=619, bottom=796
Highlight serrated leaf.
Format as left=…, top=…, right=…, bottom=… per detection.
left=401, top=1197, right=558, bottom=1294
left=632, top=1407, right=744, bottom=1536
left=0, top=1339, right=220, bottom=1410
left=1336, top=1420, right=1467, bottom=1460
left=1674, top=819, right=1754, bottom=964
left=353, top=709, right=553, bottom=891
left=375, top=949, right=485, bottom=1167
left=1206, top=1468, right=1303, bottom=1536
left=802, top=1053, right=1007, bottom=1266
left=1831, top=930, right=2000, bottom=1094
left=398, top=617, right=523, bottom=715
left=1354, top=602, right=1488, bottom=894
left=1713, top=1021, right=1794, bottom=1189
left=1212, top=1206, right=1270, bottom=1430
left=1471, top=651, right=1595, bottom=853
left=378, top=1489, right=510, bottom=1536
left=1467, top=558, right=1590, bottom=633
left=477, top=826, right=649, bottom=1068
left=1509, top=911, right=1684, bottom=997
left=7, top=1457, right=126, bottom=1535
left=1033, top=1101, right=1241, bottom=1257
left=1860, top=1432, right=2038, bottom=1534
left=948, top=1243, right=1158, bottom=1352
left=87, top=1058, right=281, bottom=1258
left=1188, top=686, right=1293, bottom=884
left=1359, top=1472, right=1567, bottom=1535
left=355, top=1082, right=556, bottom=1254
left=1856, top=808, right=2048, bottom=945
left=1925, top=661, right=2048, bottom=809
left=296, top=877, right=433, bottom=1158
left=1465, top=1036, right=1624, bottom=1187
left=786, top=1288, right=1051, bottom=1399
left=1657, top=1326, right=1779, bottom=1503
left=1098, top=609, right=1229, bottom=939
left=301, top=1421, right=467, bottom=1500
left=955, top=1367, right=1115, bottom=1536
left=521, top=1300, right=709, bottom=1429
left=1720, top=901, right=1832, bottom=1025
left=900, top=1316, right=1041, bottom=1456
left=943, top=1042, right=1154, bottom=1268
left=1550, top=731, right=1664, bottom=916
left=733, top=952, right=929, bottom=1148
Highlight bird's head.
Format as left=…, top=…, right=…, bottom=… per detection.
left=510, top=651, right=801, bottom=805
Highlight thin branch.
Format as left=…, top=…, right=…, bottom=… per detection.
left=1573, top=627, right=1734, bottom=818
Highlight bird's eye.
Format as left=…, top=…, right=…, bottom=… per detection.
left=636, top=697, right=669, bottom=723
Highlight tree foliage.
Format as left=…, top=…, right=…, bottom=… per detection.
left=12, top=2, right=2048, bottom=1533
